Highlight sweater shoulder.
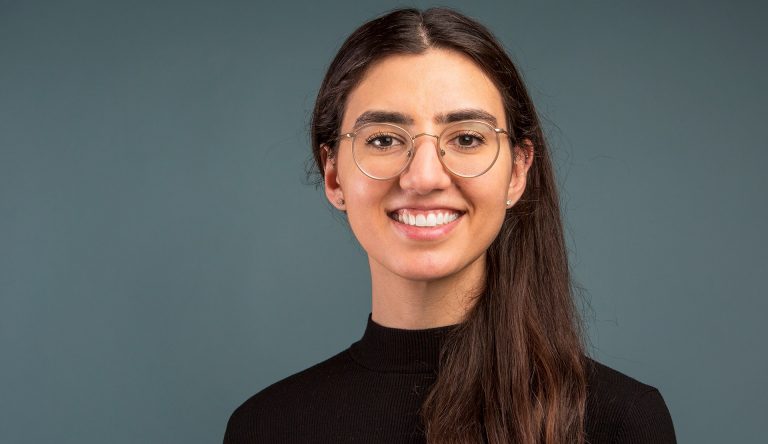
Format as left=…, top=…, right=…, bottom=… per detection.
left=585, top=357, right=676, bottom=443
left=223, top=348, right=355, bottom=443
left=587, top=357, right=656, bottom=398
left=236, top=348, right=354, bottom=409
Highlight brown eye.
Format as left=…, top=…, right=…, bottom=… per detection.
left=366, top=132, right=405, bottom=150
left=458, top=134, right=476, bottom=146
left=446, top=131, right=485, bottom=150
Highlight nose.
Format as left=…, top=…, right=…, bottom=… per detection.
left=398, top=134, right=452, bottom=194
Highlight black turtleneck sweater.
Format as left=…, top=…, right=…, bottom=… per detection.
left=224, top=314, right=676, bottom=443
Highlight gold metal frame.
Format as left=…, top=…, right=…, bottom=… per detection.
left=336, top=120, right=510, bottom=180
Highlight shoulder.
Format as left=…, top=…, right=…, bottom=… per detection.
left=585, top=357, right=677, bottom=443
left=223, top=349, right=355, bottom=443
left=231, top=349, right=354, bottom=412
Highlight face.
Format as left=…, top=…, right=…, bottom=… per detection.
left=323, top=48, right=532, bottom=285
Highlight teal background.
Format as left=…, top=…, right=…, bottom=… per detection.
left=1, top=0, right=766, bottom=442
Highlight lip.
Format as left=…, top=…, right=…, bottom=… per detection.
left=388, top=205, right=464, bottom=213
left=389, top=211, right=463, bottom=241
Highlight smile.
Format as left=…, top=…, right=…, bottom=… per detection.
left=388, top=209, right=464, bottom=227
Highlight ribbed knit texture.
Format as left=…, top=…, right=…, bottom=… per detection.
left=224, top=313, right=676, bottom=443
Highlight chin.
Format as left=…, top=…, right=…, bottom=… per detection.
left=389, top=258, right=464, bottom=282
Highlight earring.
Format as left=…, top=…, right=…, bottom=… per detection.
left=505, top=199, right=513, bottom=207
left=337, top=198, right=345, bottom=206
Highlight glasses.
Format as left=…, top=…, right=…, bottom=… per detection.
left=336, top=120, right=512, bottom=180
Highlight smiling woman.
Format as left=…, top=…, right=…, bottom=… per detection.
left=224, top=7, right=676, bottom=444
left=326, top=49, right=523, bottom=296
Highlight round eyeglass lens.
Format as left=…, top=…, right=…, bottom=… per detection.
left=352, top=123, right=412, bottom=179
left=439, top=121, right=501, bottom=177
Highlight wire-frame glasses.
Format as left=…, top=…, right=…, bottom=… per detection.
left=336, top=120, right=512, bottom=180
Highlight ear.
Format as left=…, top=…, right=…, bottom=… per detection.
left=506, top=139, right=534, bottom=206
left=321, top=144, right=345, bottom=211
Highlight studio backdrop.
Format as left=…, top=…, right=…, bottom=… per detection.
left=1, top=1, right=766, bottom=443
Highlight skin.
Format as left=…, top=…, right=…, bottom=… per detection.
left=321, top=48, right=533, bottom=329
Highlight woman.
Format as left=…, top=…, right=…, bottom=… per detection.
left=225, top=7, right=676, bottom=444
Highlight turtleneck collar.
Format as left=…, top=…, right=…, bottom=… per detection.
left=349, top=312, right=461, bottom=374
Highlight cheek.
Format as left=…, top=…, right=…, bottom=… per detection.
left=345, top=178, right=386, bottom=209
left=465, top=170, right=512, bottom=233
left=343, top=180, right=390, bottom=235
left=470, top=168, right=512, bottom=208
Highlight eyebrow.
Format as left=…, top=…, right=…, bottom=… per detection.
left=353, top=108, right=498, bottom=129
left=435, top=109, right=498, bottom=127
left=354, top=111, right=414, bottom=128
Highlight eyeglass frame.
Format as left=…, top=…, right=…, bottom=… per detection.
left=329, top=120, right=515, bottom=180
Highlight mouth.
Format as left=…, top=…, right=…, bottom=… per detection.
left=387, top=209, right=466, bottom=228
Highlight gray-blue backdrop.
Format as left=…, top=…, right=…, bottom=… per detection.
left=2, top=0, right=766, bottom=442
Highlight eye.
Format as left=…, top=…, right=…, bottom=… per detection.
left=446, top=131, right=486, bottom=150
left=365, top=132, right=406, bottom=150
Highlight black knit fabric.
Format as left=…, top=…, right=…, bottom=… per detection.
left=224, top=313, right=676, bottom=443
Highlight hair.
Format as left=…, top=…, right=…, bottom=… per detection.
left=306, top=8, right=587, bottom=444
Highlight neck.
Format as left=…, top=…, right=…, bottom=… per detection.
left=369, top=253, right=486, bottom=329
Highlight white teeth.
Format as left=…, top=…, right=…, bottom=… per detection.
left=393, top=210, right=462, bottom=227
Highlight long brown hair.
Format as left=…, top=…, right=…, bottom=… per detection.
left=307, top=8, right=587, bottom=444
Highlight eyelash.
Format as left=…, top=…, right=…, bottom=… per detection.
left=448, top=131, right=486, bottom=146
left=365, top=132, right=404, bottom=146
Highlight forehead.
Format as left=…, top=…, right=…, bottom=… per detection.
left=342, top=48, right=505, bottom=128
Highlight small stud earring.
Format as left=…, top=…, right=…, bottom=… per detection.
left=505, top=199, right=513, bottom=207
left=337, top=198, right=345, bottom=206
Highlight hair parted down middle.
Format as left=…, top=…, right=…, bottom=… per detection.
left=307, top=8, right=588, bottom=444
